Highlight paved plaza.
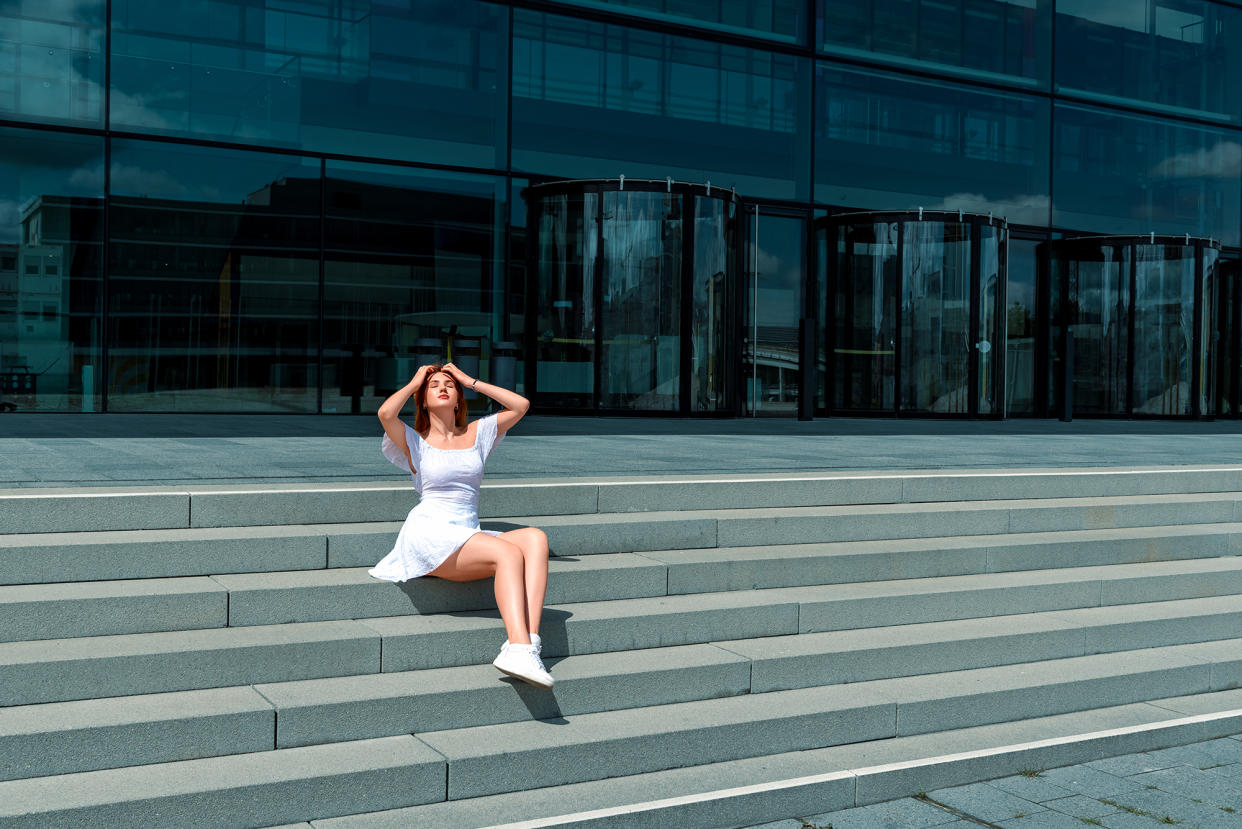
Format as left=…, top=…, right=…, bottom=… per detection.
left=748, top=738, right=1242, bottom=828
left=3, top=412, right=1242, bottom=487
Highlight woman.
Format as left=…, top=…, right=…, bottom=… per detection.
left=370, top=361, right=554, bottom=690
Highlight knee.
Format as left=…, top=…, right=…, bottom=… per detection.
left=493, top=540, right=525, bottom=570
left=521, top=528, right=549, bottom=559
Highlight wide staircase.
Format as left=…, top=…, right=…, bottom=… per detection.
left=3, top=467, right=1242, bottom=828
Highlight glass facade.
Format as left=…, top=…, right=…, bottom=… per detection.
left=1, top=0, right=1240, bottom=419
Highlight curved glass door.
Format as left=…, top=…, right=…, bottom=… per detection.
left=901, top=221, right=971, bottom=414
left=826, top=211, right=1007, bottom=417
left=525, top=180, right=737, bottom=414
left=833, top=221, right=898, bottom=412
left=1049, top=236, right=1220, bottom=418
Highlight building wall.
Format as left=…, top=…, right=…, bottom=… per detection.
left=0, top=0, right=1239, bottom=414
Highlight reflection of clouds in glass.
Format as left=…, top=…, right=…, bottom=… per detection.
left=37, top=0, right=106, bottom=21
left=66, top=163, right=104, bottom=192
left=935, top=192, right=1051, bottom=226
left=0, top=199, right=21, bottom=244
left=106, top=163, right=224, bottom=203
left=1151, top=141, right=1242, bottom=179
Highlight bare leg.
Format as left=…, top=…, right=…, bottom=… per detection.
left=499, top=527, right=550, bottom=636
left=428, top=532, right=530, bottom=645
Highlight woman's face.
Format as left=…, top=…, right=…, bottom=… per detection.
left=425, top=372, right=459, bottom=412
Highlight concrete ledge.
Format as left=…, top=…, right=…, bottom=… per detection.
left=419, top=685, right=897, bottom=800
left=0, top=576, right=227, bottom=642
left=216, top=555, right=667, bottom=627
left=0, top=735, right=445, bottom=829
left=190, top=487, right=413, bottom=528
left=260, top=644, right=750, bottom=749
left=0, top=621, right=380, bottom=706
left=0, top=687, right=273, bottom=782
left=0, top=489, right=189, bottom=535
left=0, top=526, right=327, bottom=585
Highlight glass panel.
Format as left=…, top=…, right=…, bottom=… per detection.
left=745, top=212, right=804, bottom=415
left=600, top=190, right=681, bottom=410
left=1053, top=103, right=1242, bottom=246
left=819, top=0, right=1051, bottom=89
left=1132, top=244, right=1195, bottom=416
left=107, top=140, right=320, bottom=412
left=690, top=195, right=733, bottom=412
left=0, top=127, right=103, bottom=413
left=1005, top=237, right=1040, bottom=415
left=110, top=0, right=506, bottom=167
left=546, top=0, right=803, bottom=42
left=513, top=10, right=810, bottom=200
left=977, top=223, right=1004, bottom=415
left=816, top=64, right=1050, bottom=225
left=0, top=0, right=104, bottom=126
left=901, top=221, right=971, bottom=413
left=1220, top=257, right=1239, bottom=417
left=1055, top=0, right=1242, bottom=123
left=1200, top=246, right=1217, bottom=416
left=834, top=221, right=897, bottom=411
left=323, top=162, right=506, bottom=415
left=1062, top=245, right=1131, bottom=415
left=533, top=192, right=595, bottom=408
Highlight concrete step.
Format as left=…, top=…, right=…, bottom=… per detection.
left=9, top=521, right=1242, bottom=641
left=6, top=492, right=1242, bottom=585
left=351, top=557, right=1242, bottom=673
left=4, top=523, right=1237, bottom=640
left=0, top=735, right=445, bottom=829
left=306, top=689, right=1242, bottom=829
left=7, top=556, right=1242, bottom=707
left=0, top=621, right=380, bottom=707
left=8, top=466, right=1242, bottom=534
left=11, top=594, right=1242, bottom=781
left=410, top=639, right=1242, bottom=800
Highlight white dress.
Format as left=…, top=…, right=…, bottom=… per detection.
left=368, top=412, right=506, bottom=582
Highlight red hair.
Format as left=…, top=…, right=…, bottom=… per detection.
left=413, top=365, right=468, bottom=432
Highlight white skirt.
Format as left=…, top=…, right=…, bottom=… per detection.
left=368, top=501, right=504, bottom=582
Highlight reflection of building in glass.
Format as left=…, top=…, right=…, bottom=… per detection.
left=2, top=0, right=1241, bottom=418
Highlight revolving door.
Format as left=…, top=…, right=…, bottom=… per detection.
left=820, top=211, right=1008, bottom=417
left=1047, top=235, right=1221, bottom=418
left=523, top=179, right=740, bottom=414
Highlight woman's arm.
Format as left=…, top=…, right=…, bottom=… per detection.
left=378, top=365, right=434, bottom=466
left=443, top=361, right=530, bottom=435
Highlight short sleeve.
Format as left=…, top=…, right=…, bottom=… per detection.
left=380, top=420, right=420, bottom=476
left=478, top=412, right=505, bottom=460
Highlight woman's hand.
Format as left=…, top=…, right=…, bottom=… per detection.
left=442, top=362, right=475, bottom=389
left=410, top=364, right=436, bottom=390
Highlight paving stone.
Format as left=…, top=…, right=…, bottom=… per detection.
left=1143, top=739, right=1242, bottom=770
left=1038, top=765, right=1144, bottom=798
left=1041, top=794, right=1118, bottom=818
left=1100, top=786, right=1242, bottom=828
left=1086, top=752, right=1183, bottom=778
left=1096, top=812, right=1169, bottom=829
left=1207, top=763, right=1242, bottom=780
left=996, top=811, right=1102, bottom=829
left=802, top=797, right=961, bottom=829
left=987, top=774, right=1076, bottom=803
left=926, top=781, right=1046, bottom=823
left=1130, top=764, right=1242, bottom=810
left=738, top=821, right=804, bottom=829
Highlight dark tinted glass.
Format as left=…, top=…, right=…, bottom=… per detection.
left=512, top=10, right=810, bottom=200
left=110, top=0, right=507, bottom=167
left=0, top=0, right=104, bottom=126
left=1055, top=0, right=1242, bottom=124
left=547, top=0, right=803, bottom=42
left=324, top=162, right=508, bottom=415
left=815, top=64, right=1050, bottom=225
left=1053, top=103, right=1242, bottom=245
left=1004, top=237, right=1041, bottom=415
left=819, top=0, right=1050, bottom=89
left=0, top=127, right=104, bottom=413
left=107, top=140, right=321, bottom=412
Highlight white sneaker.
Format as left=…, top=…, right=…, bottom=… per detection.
left=504, top=632, right=542, bottom=657
left=493, top=642, right=554, bottom=690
